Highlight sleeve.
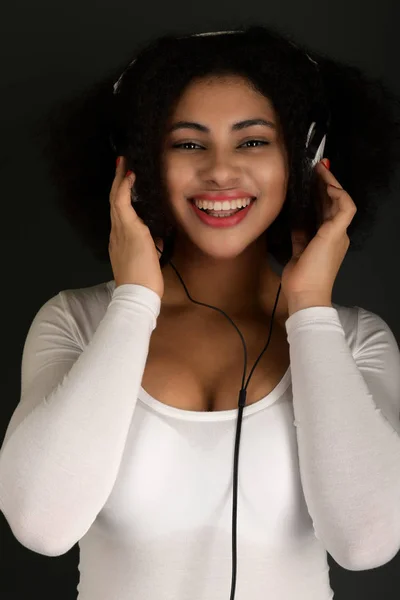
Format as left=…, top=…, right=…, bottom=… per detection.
left=0, top=283, right=161, bottom=557
left=285, top=305, right=400, bottom=571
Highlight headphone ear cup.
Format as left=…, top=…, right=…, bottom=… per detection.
left=305, top=121, right=327, bottom=169
left=312, top=132, right=327, bottom=168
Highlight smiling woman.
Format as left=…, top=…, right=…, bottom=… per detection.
left=7, top=21, right=400, bottom=600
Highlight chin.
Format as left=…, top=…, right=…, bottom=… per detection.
left=188, top=236, right=261, bottom=261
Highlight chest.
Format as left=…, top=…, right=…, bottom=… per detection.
left=141, top=306, right=290, bottom=412
left=100, top=399, right=306, bottom=548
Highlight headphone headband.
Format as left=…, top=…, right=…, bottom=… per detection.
left=112, top=29, right=319, bottom=95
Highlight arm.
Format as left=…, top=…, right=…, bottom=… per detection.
left=0, top=284, right=161, bottom=556
left=285, top=304, right=400, bottom=571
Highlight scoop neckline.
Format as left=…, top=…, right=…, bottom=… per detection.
left=107, top=279, right=292, bottom=421
left=137, top=366, right=291, bottom=421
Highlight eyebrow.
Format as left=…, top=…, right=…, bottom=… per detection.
left=167, top=118, right=276, bottom=134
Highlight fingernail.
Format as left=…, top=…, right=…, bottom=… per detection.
left=126, top=170, right=133, bottom=177
left=321, top=158, right=330, bottom=170
left=116, top=157, right=121, bottom=168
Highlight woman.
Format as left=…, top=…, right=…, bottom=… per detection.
left=1, top=24, right=400, bottom=600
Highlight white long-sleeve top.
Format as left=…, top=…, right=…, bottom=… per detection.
left=1, top=280, right=400, bottom=600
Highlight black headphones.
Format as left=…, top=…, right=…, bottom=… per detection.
left=110, top=30, right=331, bottom=600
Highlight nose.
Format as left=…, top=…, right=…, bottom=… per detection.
left=199, top=151, right=244, bottom=186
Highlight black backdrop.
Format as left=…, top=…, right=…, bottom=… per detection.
left=1, top=0, right=400, bottom=598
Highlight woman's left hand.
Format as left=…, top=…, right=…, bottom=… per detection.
left=281, top=159, right=357, bottom=304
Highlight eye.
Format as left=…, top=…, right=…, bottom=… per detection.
left=241, top=140, right=270, bottom=148
left=172, top=140, right=270, bottom=150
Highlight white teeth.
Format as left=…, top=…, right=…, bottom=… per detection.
left=193, top=197, right=253, bottom=211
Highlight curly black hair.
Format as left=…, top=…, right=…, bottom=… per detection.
left=32, top=23, right=400, bottom=269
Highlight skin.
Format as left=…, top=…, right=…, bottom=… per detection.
left=159, top=74, right=290, bottom=320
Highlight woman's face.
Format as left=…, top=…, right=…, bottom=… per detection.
left=160, top=74, right=289, bottom=260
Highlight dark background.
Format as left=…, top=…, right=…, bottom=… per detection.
left=1, top=0, right=400, bottom=598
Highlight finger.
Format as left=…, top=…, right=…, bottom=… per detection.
left=315, top=160, right=343, bottom=190
left=326, top=185, right=357, bottom=225
left=110, top=156, right=125, bottom=196
left=110, top=158, right=136, bottom=208
left=110, top=156, right=135, bottom=194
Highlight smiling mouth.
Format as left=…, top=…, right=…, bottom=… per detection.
left=189, top=197, right=257, bottom=214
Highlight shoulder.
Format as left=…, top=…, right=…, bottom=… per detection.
left=333, top=301, right=398, bottom=355
left=334, top=303, right=400, bottom=412
left=29, top=280, right=115, bottom=349
left=57, top=279, right=115, bottom=341
left=59, top=279, right=114, bottom=313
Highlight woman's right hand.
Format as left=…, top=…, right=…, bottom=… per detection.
left=109, top=156, right=165, bottom=300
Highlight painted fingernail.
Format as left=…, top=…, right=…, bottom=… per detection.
left=116, top=157, right=121, bottom=168
left=322, top=158, right=330, bottom=170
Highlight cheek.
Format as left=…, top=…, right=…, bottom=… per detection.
left=163, top=159, right=191, bottom=191
left=260, top=160, right=288, bottom=195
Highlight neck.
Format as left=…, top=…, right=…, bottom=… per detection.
left=160, top=235, right=288, bottom=321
